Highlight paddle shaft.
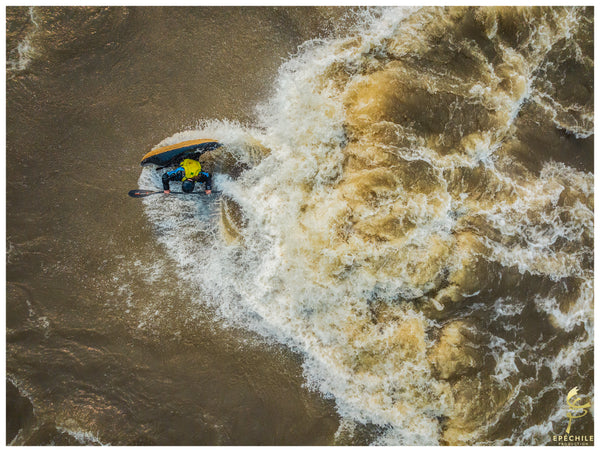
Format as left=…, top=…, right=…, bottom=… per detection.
left=128, top=189, right=210, bottom=198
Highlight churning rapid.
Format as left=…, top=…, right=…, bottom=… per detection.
left=6, top=5, right=593, bottom=446
left=137, top=6, right=594, bottom=445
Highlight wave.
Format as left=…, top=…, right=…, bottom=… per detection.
left=138, top=6, right=593, bottom=445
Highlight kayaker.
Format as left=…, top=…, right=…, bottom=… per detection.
left=162, top=158, right=212, bottom=194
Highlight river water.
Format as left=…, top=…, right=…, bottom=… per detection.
left=6, top=6, right=594, bottom=446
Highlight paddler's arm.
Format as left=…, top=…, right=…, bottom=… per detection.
left=203, top=172, right=212, bottom=194
left=192, top=171, right=212, bottom=194
left=162, top=167, right=185, bottom=193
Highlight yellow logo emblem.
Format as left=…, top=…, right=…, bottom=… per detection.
left=565, top=387, right=591, bottom=434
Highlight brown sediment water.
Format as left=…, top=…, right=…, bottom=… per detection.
left=6, top=6, right=593, bottom=445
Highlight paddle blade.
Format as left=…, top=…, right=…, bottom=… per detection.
left=128, top=189, right=162, bottom=198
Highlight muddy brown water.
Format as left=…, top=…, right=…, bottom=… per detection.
left=6, top=6, right=593, bottom=446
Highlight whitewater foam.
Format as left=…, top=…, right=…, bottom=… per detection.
left=7, top=7, right=38, bottom=73
left=138, top=6, right=593, bottom=445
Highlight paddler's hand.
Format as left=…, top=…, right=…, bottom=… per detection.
left=205, top=190, right=212, bottom=195
left=164, top=190, right=170, bottom=194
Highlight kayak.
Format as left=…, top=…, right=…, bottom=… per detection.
left=140, top=139, right=222, bottom=167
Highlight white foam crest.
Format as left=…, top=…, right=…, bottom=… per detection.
left=488, top=335, right=530, bottom=389
left=529, top=8, right=593, bottom=137
left=532, top=90, right=594, bottom=139
left=491, top=297, right=525, bottom=319
left=56, top=426, right=109, bottom=446
left=535, top=292, right=588, bottom=334
left=537, top=279, right=593, bottom=377
left=474, top=162, right=593, bottom=280
left=492, top=351, right=521, bottom=386
left=7, top=7, right=38, bottom=73
left=350, top=7, right=419, bottom=56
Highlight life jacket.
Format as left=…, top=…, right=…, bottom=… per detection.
left=180, top=159, right=202, bottom=180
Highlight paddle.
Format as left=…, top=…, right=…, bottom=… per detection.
left=128, top=189, right=210, bottom=198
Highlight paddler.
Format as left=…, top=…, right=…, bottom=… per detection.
left=162, top=158, right=212, bottom=194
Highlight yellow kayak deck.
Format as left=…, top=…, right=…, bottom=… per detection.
left=141, top=139, right=221, bottom=166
